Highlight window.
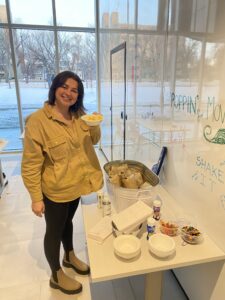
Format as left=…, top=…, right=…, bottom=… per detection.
left=9, top=0, right=53, bottom=25
left=0, top=28, right=22, bottom=150
left=0, top=0, right=96, bottom=151
left=55, top=0, right=95, bottom=27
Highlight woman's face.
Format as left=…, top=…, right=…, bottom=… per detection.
left=55, top=78, right=79, bottom=111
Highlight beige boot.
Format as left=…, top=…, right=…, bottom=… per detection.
left=50, top=268, right=82, bottom=295
left=63, top=250, right=90, bottom=275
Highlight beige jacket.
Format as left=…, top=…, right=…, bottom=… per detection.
left=21, top=103, right=103, bottom=203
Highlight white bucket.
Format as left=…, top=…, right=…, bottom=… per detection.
left=106, top=178, right=153, bottom=212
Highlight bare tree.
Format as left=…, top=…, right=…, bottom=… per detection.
left=1, top=29, right=97, bottom=88
left=0, top=28, right=12, bottom=87
left=80, top=33, right=96, bottom=87
left=58, top=32, right=82, bottom=72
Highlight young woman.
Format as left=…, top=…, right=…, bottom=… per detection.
left=21, top=71, right=103, bottom=295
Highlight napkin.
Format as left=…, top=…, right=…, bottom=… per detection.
left=88, top=216, right=112, bottom=243
left=112, top=200, right=153, bottom=232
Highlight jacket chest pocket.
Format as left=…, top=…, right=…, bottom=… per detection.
left=47, top=136, right=67, bottom=161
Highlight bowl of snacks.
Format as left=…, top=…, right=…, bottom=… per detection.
left=160, top=219, right=179, bottom=236
left=81, top=114, right=103, bottom=126
left=181, top=225, right=203, bottom=244
left=148, top=233, right=176, bottom=258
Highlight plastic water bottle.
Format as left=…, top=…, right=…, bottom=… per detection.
left=102, top=194, right=111, bottom=217
left=97, top=190, right=104, bottom=209
left=147, top=217, right=156, bottom=240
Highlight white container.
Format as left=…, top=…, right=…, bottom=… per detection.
left=113, top=235, right=141, bottom=260
left=106, top=178, right=153, bottom=212
left=153, top=199, right=162, bottom=220
left=102, top=194, right=111, bottom=217
left=148, top=233, right=176, bottom=258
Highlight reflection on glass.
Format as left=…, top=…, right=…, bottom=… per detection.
left=58, top=31, right=97, bottom=113
left=0, top=28, right=22, bottom=150
left=111, top=46, right=126, bottom=160
left=0, top=0, right=7, bottom=23
left=202, top=42, right=224, bottom=105
left=136, top=33, right=163, bottom=120
left=99, top=0, right=135, bottom=29
left=9, top=0, right=53, bottom=25
left=14, top=29, right=55, bottom=125
left=55, top=0, right=94, bottom=27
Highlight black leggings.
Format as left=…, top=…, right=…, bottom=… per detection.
left=43, top=196, right=80, bottom=273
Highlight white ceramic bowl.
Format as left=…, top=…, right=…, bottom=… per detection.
left=113, top=234, right=141, bottom=259
left=81, top=114, right=103, bottom=126
left=148, top=233, right=176, bottom=258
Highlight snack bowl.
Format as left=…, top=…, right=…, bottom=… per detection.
left=148, top=233, right=176, bottom=258
left=112, top=222, right=143, bottom=237
left=81, top=114, right=103, bottom=126
left=113, top=235, right=141, bottom=259
left=160, top=219, right=179, bottom=236
left=181, top=225, right=203, bottom=244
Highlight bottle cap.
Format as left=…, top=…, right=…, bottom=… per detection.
left=97, top=189, right=104, bottom=195
left=147, top=217, right=156, bottom=226
left=153, top=200, right=161, bottom=207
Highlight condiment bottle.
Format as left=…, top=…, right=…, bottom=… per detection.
left=147, top=217, right=156, bottom=240
left=102, top=194, right=111, bottom=217
left=97, top=189, right=104, bottom=209
left=153, top=200, right=161, bottom=220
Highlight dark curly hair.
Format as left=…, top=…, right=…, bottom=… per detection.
left=48, top=71, right=86, bottom=114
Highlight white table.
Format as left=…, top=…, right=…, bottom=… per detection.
left=81, top=187, right=225, bottom=299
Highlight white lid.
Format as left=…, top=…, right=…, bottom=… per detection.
left=153, top=200, right=161, bottom=207
left=147, top=217, right=156, bottom=226
left=97, top=189, right=104, bottom=195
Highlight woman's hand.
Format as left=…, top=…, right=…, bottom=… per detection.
left=32, top=201, right=45, bottom=217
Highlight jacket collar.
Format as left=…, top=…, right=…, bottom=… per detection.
left=43, top=102, right=76, bottom=124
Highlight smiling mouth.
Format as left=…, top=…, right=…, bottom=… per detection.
left=62, top=95, right=72, bottom=101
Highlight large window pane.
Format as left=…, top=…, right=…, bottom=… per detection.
left=14, top=29, right=55, bottom=122
left=9, top=0, right=53, bottom=25
left=138, top=0, right=159, bottom=29
left=58, top=31, right=97, bottom=113
left=0, top=28, right=22, bottom=150
left=55, top=0, right=95, bottom=27
left=99, top=0, right=135, bottom=29
left=0, top=0, right=7, bottom=23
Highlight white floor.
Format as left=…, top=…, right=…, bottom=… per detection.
left=0, top=152, right=188, bottom=300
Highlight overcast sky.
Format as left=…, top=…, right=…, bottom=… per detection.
left=0, top=0, right=157, bottom=27
left=7, top=0, right=95, bottom=27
